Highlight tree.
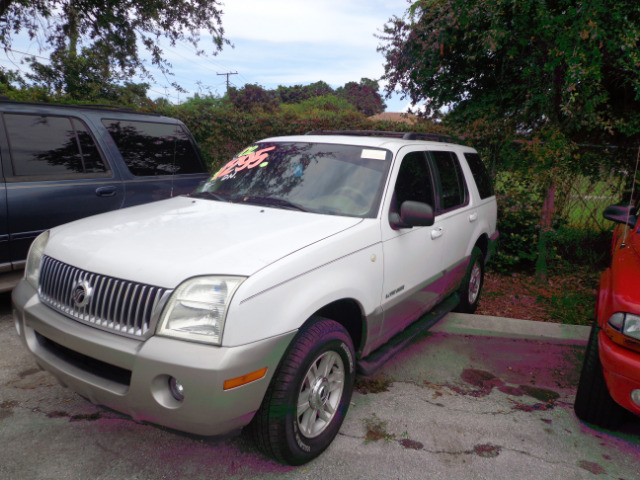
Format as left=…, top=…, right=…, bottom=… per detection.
left=0, top=0, right=227, bottom=86
left=336, top=78, right=386, bottom=116
left=379, top=0, right=640, bottom=279
left=24, top=47, right=152, bottom=105
left=277, top=81, right=334, bottom=104
left=228, top=84, right=280, bottom=112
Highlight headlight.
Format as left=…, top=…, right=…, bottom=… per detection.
left=608, top=312, right=640, bottom=341
left=157, top=276, right=245, bottom=345
left=25, top=231, right=49, bottom=290
left=606, top=312, right=640, bottom=353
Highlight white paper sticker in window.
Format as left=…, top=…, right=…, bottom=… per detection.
left=361, top=149, right=387, bottom=160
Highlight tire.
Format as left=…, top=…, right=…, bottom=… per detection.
left=249, top=317, right=356, bottom=465
left=574, top=320, right=627, bottom=429
left=455, top=246, right=484, bottom=313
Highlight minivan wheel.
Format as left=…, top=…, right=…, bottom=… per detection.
left=456, top=246, right=484, bottom=313
left=574, top=320, right=627, bottom=429
left=249, top=317, right=355, bottom=465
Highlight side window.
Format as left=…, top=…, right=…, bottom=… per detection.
left=392, top=151, right=434, bottom=211
left=4, top=114, right=107, bottom=177
left=430, top=151, right=468, bottom=211
left=464, top=152, right=494, bottom=199
left=102, top=119, right=203, bottom=176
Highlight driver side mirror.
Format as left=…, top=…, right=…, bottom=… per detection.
left=603, top=204, right=637, bottom=228
left=390, top=201, right=434, bottom=229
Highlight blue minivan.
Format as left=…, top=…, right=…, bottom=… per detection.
left=0, top=100, right=209, bottom=290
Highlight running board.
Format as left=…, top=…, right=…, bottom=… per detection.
left=357, top=293, right=460, bottom=376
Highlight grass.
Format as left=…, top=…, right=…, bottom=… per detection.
left=546, top=290, right=596, bottom=326
left=363, top=414, right=395, bottom=443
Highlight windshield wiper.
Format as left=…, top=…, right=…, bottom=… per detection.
left=241, top=196, right=307, bottom=212
left=190, top=191, right=230, bottom=202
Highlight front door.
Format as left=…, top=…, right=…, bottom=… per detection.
left=379, top=149, right=445, bottom=344
left=0, top=112, right=124, bottom=267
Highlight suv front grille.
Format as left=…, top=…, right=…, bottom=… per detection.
left=38, top=256, right=171, bottom=339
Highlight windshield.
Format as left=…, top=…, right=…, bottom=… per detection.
left=194, top=142, right=392, bottom=218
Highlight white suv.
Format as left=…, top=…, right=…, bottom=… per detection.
left=13, top=131, right=498, bottom=465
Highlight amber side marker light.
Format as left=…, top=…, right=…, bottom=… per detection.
left=605, top=323, right=640, bottom=354
left=223, top=367, right=268, bottom=390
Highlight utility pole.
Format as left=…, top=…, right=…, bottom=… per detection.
left=217, top=72, right=238, bottom=92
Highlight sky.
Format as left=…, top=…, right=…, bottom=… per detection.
left=0, top=0, right=413, bottom=112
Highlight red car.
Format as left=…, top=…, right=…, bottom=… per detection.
left=574, top=204, right=640, bottom=427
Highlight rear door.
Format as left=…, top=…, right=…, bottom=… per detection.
left=101, top=118, right=208, bottom=205
left=0, top=112, right=124, bottom=266
left=427, top=150, right=476, bottom=295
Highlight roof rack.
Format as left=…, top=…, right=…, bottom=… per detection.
left=305, top=130, right=463, bottom=144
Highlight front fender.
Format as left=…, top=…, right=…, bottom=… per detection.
left=221, top=242, right=384, bottom=348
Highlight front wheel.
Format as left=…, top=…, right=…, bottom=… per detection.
left=574, top=320, right=627, bottom=428
left=249, top=318, right=355, bottom=465
left=455, top=246, right=484, bottom=313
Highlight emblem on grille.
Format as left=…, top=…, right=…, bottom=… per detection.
left=71, top=280, right=93, bottom=308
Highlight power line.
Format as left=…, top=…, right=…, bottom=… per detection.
left=2, top=47, right=49, bottom=61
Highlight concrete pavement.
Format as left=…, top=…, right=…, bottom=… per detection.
left=1, top=295, right=639, bottom=479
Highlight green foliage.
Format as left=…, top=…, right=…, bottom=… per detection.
left=0, top=0, right=228, bottom=86
left=277, top=81, right=334, bottom=104
left=363, top=414, right=395, bottom=443
left=380, top=0, right=640, bottom=279
left=228, top=84, right=280, bottom=113
left=381, top=0, right=640, bottom=143
left=335, top=78, right=386, bottom=116
left=24, top=48, right=154, bottom=106
left=163, top=88, right=446, bottom=170
left=549, top=226, right=611, bottom=270
left=491, top=171, right=544, bottom=272
left=281, top=94, right=357, bottom=116
left=1, top=65, right=153, bottom=108
left=546, top=290, right=596, bottom=326
left=170, top=100, right=374, bottom=170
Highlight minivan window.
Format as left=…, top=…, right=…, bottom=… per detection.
left=103, top=119, right=202, bottom=176
left=5, top=114, right=107, bottom=177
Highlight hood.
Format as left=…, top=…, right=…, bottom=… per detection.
left=46, top=196, right=363, bottom=288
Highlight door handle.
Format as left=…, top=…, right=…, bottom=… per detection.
left=96, top=186, right=117, bottom=197
left=469, top=212, right=478, bottom=222
left=431, top=227, right=444, bottom=239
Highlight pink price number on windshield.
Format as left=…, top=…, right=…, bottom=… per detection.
left=213, top=146, right=276, bottom=180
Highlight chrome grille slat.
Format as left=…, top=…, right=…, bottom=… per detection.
left=38, top=256, right=170, bottom=339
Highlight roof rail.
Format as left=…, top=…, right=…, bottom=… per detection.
left=305, top=129, right=462, bottom=144
left=0, top=98, right=158, bottom=116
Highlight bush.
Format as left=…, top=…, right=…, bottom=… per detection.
left=490, top=172, right=544, bottom=272
left=549, top=226, right=612, bottom=270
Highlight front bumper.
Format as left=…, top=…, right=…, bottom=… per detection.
left=599, top=330, right=640, bottom=417
left=12, top=279, right=296, bottom=436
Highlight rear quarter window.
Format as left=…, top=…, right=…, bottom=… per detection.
left=464, top=152, right=494, bottom=199
left=103, top=119, right=204, bottom=176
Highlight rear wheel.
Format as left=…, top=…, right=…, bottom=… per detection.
left=574, top=321, right=627, bottom=428
left=249, top=318, right=355, bottom=465
left=456, top=246, right=484, bottom=313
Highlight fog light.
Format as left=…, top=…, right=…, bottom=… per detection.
left=631, top=389, right=640, bottom=408
left=168, top=377, right=185, bottom=402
